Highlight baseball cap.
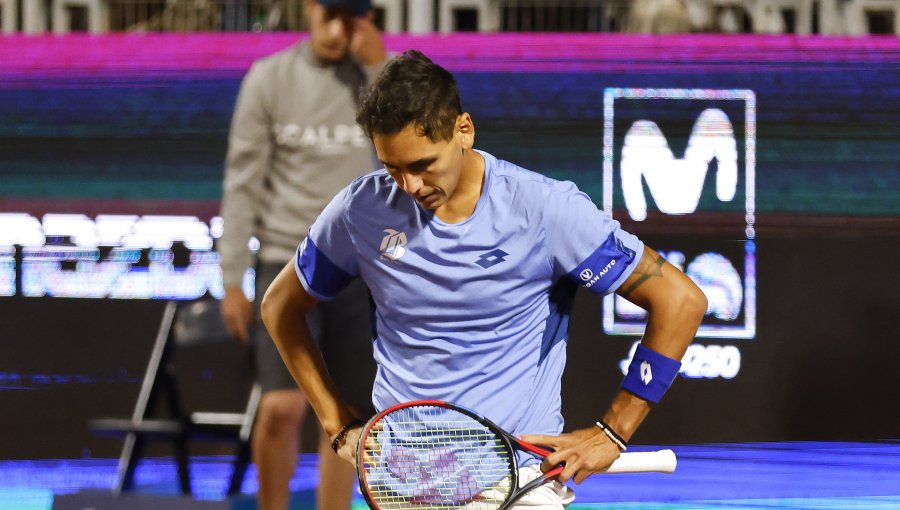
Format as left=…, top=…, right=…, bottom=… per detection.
left=316, top=0, right=372, bottom=17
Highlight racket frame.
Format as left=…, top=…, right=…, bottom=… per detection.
left=357, top=399, right=557, bottom=510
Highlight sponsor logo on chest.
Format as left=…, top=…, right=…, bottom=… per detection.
left=377, top=228, right=513, bottom=272
left=379, top=229, right=407, bottom=262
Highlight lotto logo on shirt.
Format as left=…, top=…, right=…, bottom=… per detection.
left=602, top=88, right=756, bottom=340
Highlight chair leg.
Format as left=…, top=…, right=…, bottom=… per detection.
left=227, top=441, right=253, bottom=496
left=174, top=436, right=192, bottom=495
left=114, top=433, right=143, bottom=495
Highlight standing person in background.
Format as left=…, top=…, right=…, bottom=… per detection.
left=217, top=1, right=386, bottom=509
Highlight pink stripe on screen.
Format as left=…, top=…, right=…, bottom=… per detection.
left=1, top=33, right=897, bottom=78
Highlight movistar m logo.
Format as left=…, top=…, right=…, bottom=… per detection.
left=475, top=249, right=508, bottom=269
left=621, top=108, right=738, bottom=221
left=603, top=88, right=756, bottom=340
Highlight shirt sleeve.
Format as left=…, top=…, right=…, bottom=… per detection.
left=546, top=181, right=644, bottom=295
left=218, top=61, right=272, bottom=288
left=294, top=186, right=358, bottom=300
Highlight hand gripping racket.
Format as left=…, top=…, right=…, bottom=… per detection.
left=356, top=400, right=676, bottom=510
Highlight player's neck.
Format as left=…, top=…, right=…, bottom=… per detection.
left=434, top=149, right=485, bottom=224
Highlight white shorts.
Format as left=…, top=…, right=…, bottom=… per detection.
left=506, top=464, right=576, bottom=510
left=458, top=464, right=575, bottom=510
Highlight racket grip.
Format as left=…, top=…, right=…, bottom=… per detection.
left=601, top=449, right=677, bottom=474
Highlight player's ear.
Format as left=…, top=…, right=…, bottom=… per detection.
left=457, top=113, right=475, bottom=149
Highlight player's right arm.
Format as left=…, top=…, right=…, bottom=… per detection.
left=260, top=258, right=360, bottom=464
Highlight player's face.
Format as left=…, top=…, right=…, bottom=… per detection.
left=307, top=1, right=354, bottom=62
left=374, top=115, right=474, bottom=211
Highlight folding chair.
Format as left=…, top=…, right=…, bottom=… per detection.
left=90, top=299, right=262, bottom=497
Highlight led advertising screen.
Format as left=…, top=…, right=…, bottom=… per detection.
left=1, top=35, right=896, bottom=302
left=0, top=35, right=897, bottom=458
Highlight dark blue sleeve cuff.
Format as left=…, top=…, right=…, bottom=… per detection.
left=295, top=236, right=354, bottom=301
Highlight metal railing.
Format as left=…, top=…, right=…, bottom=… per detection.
left=499, top=0, right=620, bottom=32
left=107, top=0, right=303, bottom=32
left=3, top=0, right=896, bottom=34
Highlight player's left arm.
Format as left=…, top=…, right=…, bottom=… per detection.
left=521, top=246, right=706, bottom=484
left=615, top=245, right=707, bottom=363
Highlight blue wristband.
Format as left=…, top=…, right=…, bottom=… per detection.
left=621, top=344, right=682, bottom=403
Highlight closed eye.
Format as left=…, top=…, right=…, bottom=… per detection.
left=408, top=162, right=431, bottom=173
left=381, top=158, right=436, bottom=174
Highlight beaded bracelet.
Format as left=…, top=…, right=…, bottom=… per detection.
left=595, top=419, right=628, bottom=452
left=330, top=420, right=363, bottom=453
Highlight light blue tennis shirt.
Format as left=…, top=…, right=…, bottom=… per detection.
left=295, top=150, right=644, bottom=452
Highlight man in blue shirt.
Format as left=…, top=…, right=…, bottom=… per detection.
left=262, top=50, right=707, bottom=507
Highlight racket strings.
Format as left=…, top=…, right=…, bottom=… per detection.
left=361, top=406, right=514, bottom=510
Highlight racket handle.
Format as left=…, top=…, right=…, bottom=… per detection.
left=601, top=449, right=677, bottom=474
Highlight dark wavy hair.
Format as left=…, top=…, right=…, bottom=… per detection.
left=356, top=50, right=462, bottom=142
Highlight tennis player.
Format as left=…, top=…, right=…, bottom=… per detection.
left=262, top=50, right=707, bottom=508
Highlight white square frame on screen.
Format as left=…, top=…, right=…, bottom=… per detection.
left=601, top=88, right=756, bottom=339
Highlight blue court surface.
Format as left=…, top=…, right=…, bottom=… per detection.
left=2, top=441, right=898, bottom=509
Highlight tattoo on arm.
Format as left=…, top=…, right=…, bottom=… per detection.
left=619, top=252, right=665, bottom=298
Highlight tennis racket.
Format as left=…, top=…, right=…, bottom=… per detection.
left=356, top=400, right=676, bottom=510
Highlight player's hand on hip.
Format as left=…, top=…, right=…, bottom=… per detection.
left=520, top=427, right=621, bottom=484
left=350, top=13, right=387, bottom=67
left=221, top=286, right=253, bottom=343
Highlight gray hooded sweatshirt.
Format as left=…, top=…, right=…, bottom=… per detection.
left=219, top=40, right=381, bottom=288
